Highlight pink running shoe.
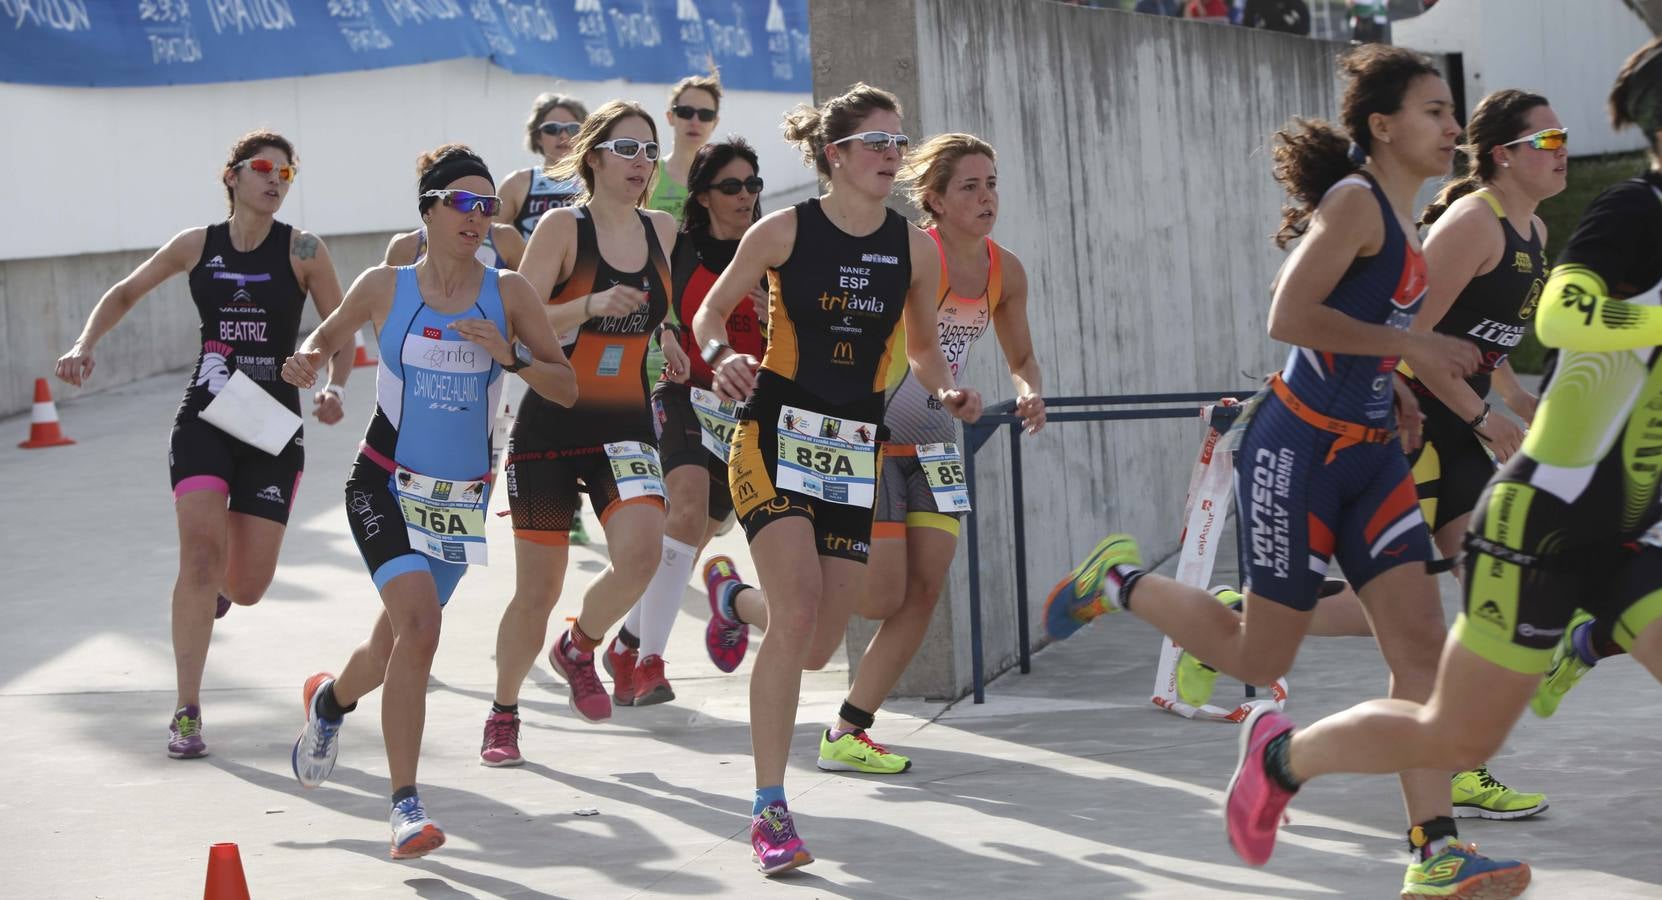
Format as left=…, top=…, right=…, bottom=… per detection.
left=632, top=654, right=675, bottom=706
left=751, top=801, right=813, bottom=875
left=603, top=636, right=638, bottom=706
left=479, top=711, right=523, bottom=767
left=548, top=630, right=612, bottom=723
left=1225, top=703, right=1298, bottom=866
left=704, top=555, right=750, bottom=673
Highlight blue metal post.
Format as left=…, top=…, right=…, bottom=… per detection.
left=1010, top=424, right=1030, bottom=674
left=963, top=423, right=986, bottom=703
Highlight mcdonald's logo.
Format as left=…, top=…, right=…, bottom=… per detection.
left=832, top=341, right=855, bottom=362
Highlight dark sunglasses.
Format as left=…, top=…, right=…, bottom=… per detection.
left=235, top=158, right=298, bottom=182
left=672, top=104, right=718, bottom=123
left=421, top=190, right=502, bottom=216
left=539, top=121, right=581, bottom=138
left=709, top=176, right=764, bottom=196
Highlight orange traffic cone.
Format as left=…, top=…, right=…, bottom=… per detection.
left=18, top=378, right=75, bottom=448
left=353, top=330, right=377, bottom=368
left=203, top=843, right=251, bottom=900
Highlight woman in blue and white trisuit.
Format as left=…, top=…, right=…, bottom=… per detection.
left=279, top=145, right=576, bottom=860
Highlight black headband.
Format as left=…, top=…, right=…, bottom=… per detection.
left=418, top=155, right=494, bottom=211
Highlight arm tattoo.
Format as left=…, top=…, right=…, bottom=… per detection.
left=294, top=233, right=320, bottom=260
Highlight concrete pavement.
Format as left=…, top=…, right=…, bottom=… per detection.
left=2, top=370, right=1659, bottom=898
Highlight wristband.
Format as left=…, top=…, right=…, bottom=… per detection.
left=322, top=383, right=345, bottom=400
left=1468, top=402, right=1491, bottom=431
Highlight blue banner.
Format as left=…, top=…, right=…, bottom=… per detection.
left=0, top=0, right=811, bottom=91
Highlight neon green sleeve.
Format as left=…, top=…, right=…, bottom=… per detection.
left=1535, top=264, right=1662, bottom=352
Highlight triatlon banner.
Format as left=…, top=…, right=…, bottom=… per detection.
left=0, top=0, right=811, bottom=91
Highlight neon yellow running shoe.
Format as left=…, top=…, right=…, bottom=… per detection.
left=1451, top=765, right=1548, bottom=820
left=1043, top=534, right=1142, bottom=641
left=1400, top=841, right=1530, bottom=898
left=1175, top=587, right=1241, bottom=706
left=816, top=729, right=911, bottom=775
left=1530, top=611, right=1595, bottom=719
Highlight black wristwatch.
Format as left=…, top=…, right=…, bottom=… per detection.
left=702, top=339, right=733, bottom=367
left=501, top=340, right=533, bottom=373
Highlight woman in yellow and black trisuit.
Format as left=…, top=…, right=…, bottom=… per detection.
left=691, top=83, right=982, bottom=875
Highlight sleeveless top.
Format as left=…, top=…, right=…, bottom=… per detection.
left=667, top=229, right=766, bottom=388
left=755, top=198, right=911, bottom=422
left=647, top=159, right=691, bottom=222
left=1406, top=189, right=1548, bottom=405
left=360, top=266, right=506, bottom=480
left=180, top=220, right=305, bottom=423
left=1278, top=173, right=1427, bottom=427
left=513, top=167, right=584, bottom=239
left=516, top=206, right=671, bottom=449
left=883, top=228, right=1004, bottom=444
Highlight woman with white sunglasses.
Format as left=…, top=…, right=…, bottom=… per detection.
left=693, top=83, right=982, bottom=875
left=55, top=129, right=351, bottom=762
left=283, top=143, right=575, bottom=858
left=480, top=101, right=680, bottom=764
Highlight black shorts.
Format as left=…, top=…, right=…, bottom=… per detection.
left=1406, top=401, right=1494, bottom=533
left=344, top=454, right=467, bottom=606
left=504, top=412, right=664, bottom=546
left=169, top=416, right=303, bottom=525
left=652, top=380, right=734, bottom=522
left=727, top=393, right=882, bottom=565
left=1458, top=459, right=1662, bottom=673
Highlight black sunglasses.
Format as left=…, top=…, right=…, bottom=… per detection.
left=709, top=176, right=764, bottom=196
left=539, top=122, right=581, bottom=138
left=672, top=104, right=718, bottom=123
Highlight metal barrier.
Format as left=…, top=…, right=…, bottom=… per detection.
left=960, top=391, right=1254, bottom=703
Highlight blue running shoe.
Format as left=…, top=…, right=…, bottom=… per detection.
left=1043, top=534, right=1142, bottom=641
left=1401, top=841, right=1530, bottom=898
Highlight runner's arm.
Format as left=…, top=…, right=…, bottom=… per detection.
left=500, top=271, right=577, bottom=406
left=383, top=231, right=420, bottom=267
left=492, top=224, right=526, bottom=271
left=283, top=266, right=396, bottom=389
left=991, top=249, right=1045, bottom=432
left=693, top=210, right=792, bottom=355
left=57, top=228, right=205, bottom=386
left=1404, top=202, right=1497, bottom=421
left=520, top=209, right=594, bottom=334
left=293, top=230, right=352, bottom=393
left=1535, top=264, right=1662, bottom=351
left=495, top=169, right=529, bottom=228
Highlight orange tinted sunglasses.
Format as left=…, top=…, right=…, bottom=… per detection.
left=236, top=158, right=299, bottom=182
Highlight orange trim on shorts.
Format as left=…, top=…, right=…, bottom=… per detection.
left=1307, top=512, right=1335, bottom=558
left=599, top=494, right=666, bottom=526
left=1364, top=474, right=1421, bottom=545
left=515, top=529, right=570, bottom=548
left=872, top=521, right=908, bottom=540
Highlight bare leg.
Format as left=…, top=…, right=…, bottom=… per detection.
left=840, top=527, right=956, bottom=728
left=377, top=570, right=444, bottom=792
left=493, top=538, right=568, bottom=706
left=745, top=517, right=824, bottom=788
left=172, top=491, right=229, bottom=710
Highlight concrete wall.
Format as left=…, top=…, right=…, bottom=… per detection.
left=836, top=0, right=1349, bottom=699
left=0, top=58, right=812, bottom=416
left=1394, top=0, right=1652, bottom=157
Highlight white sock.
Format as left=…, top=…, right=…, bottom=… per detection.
left=638, top=537, right=698, bottom=659
left=623, top=598, right=644, bottom=638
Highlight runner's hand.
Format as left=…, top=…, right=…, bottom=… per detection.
left=1504, top=391, right=1539, bottom=425
left=450, top=319, right=512, bottom=366
left=661, top=333, right=691, bottom=384
left=589, top=284, right=646, bottom=319
left=942, top=387, right=983, bottom=424
left=1016, top=392, right=1046, bottom=434
left=1405, top=332, right=1482, bottom=383
left=312, top=389, right=345, bottom=425
left=712, top=353, right=759, bottom=403
left=1476, top=413, right=1525, bottom=464
left=55, top=342, right=95, bottom=387
left=282, top=349, right=325, bottom=389
left=1393, top=376, right=1423, bottom=453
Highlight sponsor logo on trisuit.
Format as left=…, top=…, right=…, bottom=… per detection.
left=1475, top=599, right=1508, bottom=630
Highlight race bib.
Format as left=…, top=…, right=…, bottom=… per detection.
left=690, top=387, right=739, bottom=461
left=917, top=442, right=971, bottom=512
left=605, top=441, right=665, bottom=500
left=394, top=466, right=489, bottom=566
left=775, top=405, right=877, bottom=507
